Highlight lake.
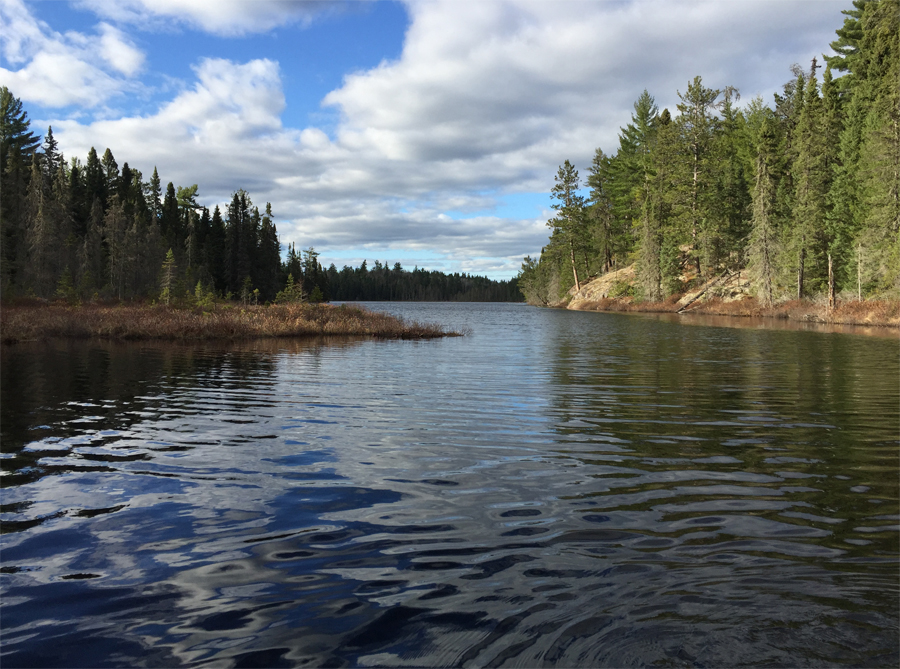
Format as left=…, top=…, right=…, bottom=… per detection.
left=1, top=303, right=898, bottom=667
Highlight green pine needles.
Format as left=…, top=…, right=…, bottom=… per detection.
left=521, top=0, right=899, bottom=308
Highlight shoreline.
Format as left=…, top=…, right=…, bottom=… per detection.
left=563, top=296, right=899, bottom=336
left=0, top=302, right=459, bottom=344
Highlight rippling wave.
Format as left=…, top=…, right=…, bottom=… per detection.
left=2, top=305, right=897, bottom=667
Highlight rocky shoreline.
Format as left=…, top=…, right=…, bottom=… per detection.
left=559, top=266, right=899, bottom=330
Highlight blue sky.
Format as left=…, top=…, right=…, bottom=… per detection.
left=1, top=0, right=848, bottom=278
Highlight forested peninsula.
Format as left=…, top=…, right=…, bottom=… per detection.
left=519, top=0, right=898, bottom=327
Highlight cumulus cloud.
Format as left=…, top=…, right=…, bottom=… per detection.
left=75, top=0, right=343, bottom=36
left=0, top=0, right=144, bottom=107
left=40, top=0, right=846, bottom=276
left=98, top=23, right=145, bottom=76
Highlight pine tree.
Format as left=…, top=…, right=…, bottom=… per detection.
left=824, top=0, right=867, bottom=91
left=748, top=118, right=780, bottom=306
left=177, top=184, right=201, bottom=268
left=1, top=87, right=40, bottom=293
left=675, top=76, right=721, bottom=278
left=548, top=160, right=587, bottom=291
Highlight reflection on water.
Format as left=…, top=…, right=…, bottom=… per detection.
left=638, top=309, right=900, bottom=338
left=1, top=304, right=898, bottom=667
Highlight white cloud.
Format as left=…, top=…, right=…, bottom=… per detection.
left=0, top=0, right=144, bottom=107
left=75, top=0, right=342, bottom=36
left=98, top=23, right=145, bottom=76
left=42, top=0, right=847, bottom=277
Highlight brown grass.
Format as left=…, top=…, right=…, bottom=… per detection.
left=0, top=303, right=459, bottom=343
left=571, top=296, right=681, bottom=314
left=571, top=295, right=899, bottom=328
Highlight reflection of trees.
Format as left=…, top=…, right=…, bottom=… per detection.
left=0, top=338, right=365, bottom=486
left=544, top=313, right=900, bottom=559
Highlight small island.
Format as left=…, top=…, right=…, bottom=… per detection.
left=0, top=302, right=457, bottom=344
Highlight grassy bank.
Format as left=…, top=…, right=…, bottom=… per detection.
left=569, top=296, right=900, bottom=328
left=0, top=303, right=458, bottom=343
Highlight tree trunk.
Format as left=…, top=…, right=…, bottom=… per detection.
left=797, top=245, right=806, bottom=300
left=570, top=242, right=581, bottom=291
left=828, top=252, right=835, bottom=311
left=857, top=243, right=862, bottom=301
left=692, top=155, right=701, bottom=277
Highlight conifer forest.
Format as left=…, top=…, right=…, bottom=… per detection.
left=519, top=0, right=898, bottom=308
left=0, top=94, right=518, bottom=305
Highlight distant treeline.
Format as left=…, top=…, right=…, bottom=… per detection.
left=520, top=0, right=898, bottom=306
left=323, top=260, right=521, bottom=302
left=0, top=89, right=520, bottom=305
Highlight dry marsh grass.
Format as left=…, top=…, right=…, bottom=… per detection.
left=0, top=303, right=458, bottom=343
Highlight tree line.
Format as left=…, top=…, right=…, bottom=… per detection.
left=324, top=260, right=521, bottom=301
left=519, top=0, right=898, bottom=307
left=0, top=89, right=520, bottom=305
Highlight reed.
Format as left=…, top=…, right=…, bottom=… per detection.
left=0, top=303, right=459, bottom=343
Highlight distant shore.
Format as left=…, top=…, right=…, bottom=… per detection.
left=0, top=302, right=458, bottom=344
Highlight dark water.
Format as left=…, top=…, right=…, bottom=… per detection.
left=1, top=303, right=897, bottom=668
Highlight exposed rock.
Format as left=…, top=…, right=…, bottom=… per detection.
left=676, top=269, right=752, bottom=311
left=567, top=265, right=637, bottom=310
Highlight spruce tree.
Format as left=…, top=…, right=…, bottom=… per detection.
left=207, top=205, right=226, bottom=293
left=41, top=126, right=63, bottom=183
left=24, top=153, right=56, bottom=296
left=68, top=158, right=88, bottom=237
left=101, top=148, right=119, bottom=201
left=146, top=167, right=162, bottom=223
left=78, top=198, right=105, bottom=297
left=160, top=182, right=180, bottom=248
left=854, top=0, right=900, bottom=296
left=710, top=88, right=751, bottom=270
left=104, top=196, right=129, bottom=300
left=84, top=147, right=106, bottom=211
left=586, top=148, right=617, bottom=274
left=791, top=61, right=830, bottom=298
left=160, top=249, right=177, bottom=306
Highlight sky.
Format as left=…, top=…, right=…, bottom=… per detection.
left=0, top=0, right=849, bottom=279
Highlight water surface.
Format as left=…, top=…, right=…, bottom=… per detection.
left=2, top=303, right=898, bottom=667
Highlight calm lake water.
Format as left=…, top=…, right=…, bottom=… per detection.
left=1, top=303, right=898, bottom=668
